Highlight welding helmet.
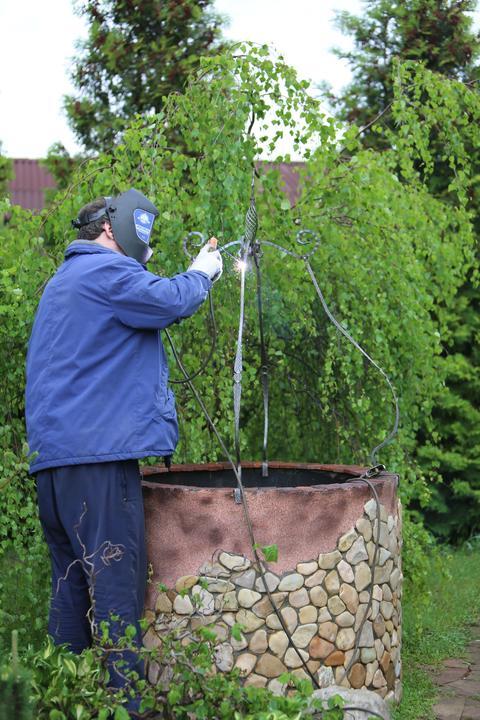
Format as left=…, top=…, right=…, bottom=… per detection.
left=72, top=189, right=159, bottom=264
left=104, top=188, right=159, bottom=264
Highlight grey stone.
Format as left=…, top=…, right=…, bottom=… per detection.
left=175, top=575, right=198, bottom=592
left=198, top=561, right=230, bottom=578
left=312, top=685, right=391, bottom=720
left=249, top=628, right=268, bottom=653
left=305, top=568, right=327, bottom=588
left=278, top=573, right=304, bottom=592
left=252, top=592, right=288, bottom=618
left=268, top=678, right=287, bottom=695
left=219, top=552, right=251, bottom=571
left=222, top=591, right=238, bottom=611
left=318, top=621, right=338, bottom=643
left=359, top=621, right=375, bottom=648
left=338, top=528, right=358, bottom=552
left=373, top=584, right=383, bottom=601
left=390, top=568, right=401, bottom=591
left=245, top=673, right=268, bottom=687
left=361, top=647, right=377, bottom=663
left=387, top=515, right=395, bottom=533
left=364, top=498, right=378, bottom=520
left=191, top=585, right=215, bottom=615
left=254, top=571, right=280, bottom=592
left=311, top=686, right=391, bottom=719
left=382, top=584, right=392, bottom=601
left=317, top=665, right=335, bottom=688
left=337, top=611, right=355, bottom=627
left=234, top=569, right=257, bottom=589
left=381, top=601, right=394, bottom=620
left=204, top=578, right=235, bottom=593
left=337, top=559, right=355, bottom=583
left=214, top=643, right=234, bottom=672
left=318, top=550, right=342, bottom=570
left=346, top=536, right=369, bottom=565
left=373, top=668, right=387, bottom=688
left=372, top=520, right=389, bottom=549
left=377, top=548, right=392, bottom=566
left=374, top=560, right=393, bottom=585
left=317, top=606, right=332, bottom=622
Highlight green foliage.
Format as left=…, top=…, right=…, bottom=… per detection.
left=0, top=627, right=347, bottom=719
left=332, top=0, right=479, bottom=138
left=0, top=142, right=13, bottom=198
left=0, top=633, right=34, bottom=720
left=65, top=0, right=226, bottom=152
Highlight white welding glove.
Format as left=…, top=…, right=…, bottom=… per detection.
left=188, top=243, right=223, bottom=282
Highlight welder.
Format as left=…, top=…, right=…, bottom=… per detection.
left=25, top=188, right=222, bottom=711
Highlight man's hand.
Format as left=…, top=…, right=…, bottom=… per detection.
left=188, top=239, right=223, bottom=282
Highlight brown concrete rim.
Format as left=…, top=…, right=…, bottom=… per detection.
left=140, top=460, right=370, bottom=476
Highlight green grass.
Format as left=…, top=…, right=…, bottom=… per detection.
left=393, top=543, right=480, bottom=720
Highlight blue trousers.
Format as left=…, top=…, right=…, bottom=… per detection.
left=36, top=460, right=147, bottom=697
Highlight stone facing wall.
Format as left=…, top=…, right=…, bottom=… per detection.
left=144, top=496, right=403, bottom=703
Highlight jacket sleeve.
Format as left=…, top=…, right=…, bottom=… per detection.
left=107, top=259, right=212, bottom=330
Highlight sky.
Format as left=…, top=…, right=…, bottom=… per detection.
left=0, top=0, right=364, bottom=158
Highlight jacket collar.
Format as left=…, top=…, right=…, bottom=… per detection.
left=64, top=240, right=119, bottom=259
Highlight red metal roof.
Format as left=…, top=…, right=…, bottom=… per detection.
left=8, top=159, right=303, bottom=212
left=9, top=159, right=56, bottom=212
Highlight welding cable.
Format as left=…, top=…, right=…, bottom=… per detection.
left=168, top=291, right=217, bottom=385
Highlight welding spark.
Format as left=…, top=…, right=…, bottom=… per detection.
left=235, top=258, right=248, bottom=274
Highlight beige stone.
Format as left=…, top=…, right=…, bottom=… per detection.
left=265, top=606, right=298, bottom=633
left=365, top=660, right=379, bottom=687
left=155, top=592, right=173, bottom=614
left=291, top=623, right=317, bottom=648
left=375, top=638, right=384, bottom=661
left=299, top=605, right=317, bottom=624
left=380, top=651, right=391, bottom=674
left=254, top=572, right=280, bottom=592
left=327, top=595, right=346, bottom=615
left=317, top=606, right=332, bottom=623
left=337, top=611, right=355, bottom=627
left=255, top=653, right=287, bottom=678
left=305, top=568, right=327, bottom=588
left=337, top=560, right=354, bottom=583
left=173, top=595, right=193, bottom=614
left=373, top=613, right=386, bottom=638
left=238, top=588, right=262, bottom=608
left=378, top=548, right=392, bottom=566
left=325, top=570, right=340, bottom=595
left=269, top=630, right=289, bottom=657
left=382, top=584, right=392, bottom=601
left=338, top=528, right=358, bottom=552
left=318, top=550, right=341, bottom=570
left=235, top=653, right=257, bottom=675
left=390, top=568, right=401, bottom=591
left=296, top=560, right=318, bottom=575
left=359, top=590, right=369, bottom=603
left=268, top=678, right=287, bottom=695
left=252, top=592, right=287, bottom=618
left=336, top=628, right=355, bottom=651
left=372, top=520, right=389, bottom=549
left=211, top=624, right=229, bottom=642
left=373, top=584, right=383, bottom=601
left=364, top=498, right=378, bottom=520
left=354, top=562, right=372, bottom=592
left=278, top=573, right=304, bottom=592
left=309, top=586, right=328, bottom=607
left=190, top=614, right=219, bottom=630
left=309, top=636, right=335, bottom=660
left=339, top=583, right=359, bottom=614
left=373, top=668, right=387, bottom=688
left=356, top=516, right=373, bottom=542
left=249, top=628, right=268, bottom=653
left=143, top=626, right=162, bottom=650
left=219, top=552, right=251, bottom=571
left=198, top=560, right=230, bottom=578
left=318, top=621, right=338, bottom=643
left=334, top=666, right=351, bottom=688
left=175, top=575, right=199, bottom=593
left=289, top=588, right=310, bottom=608
left=235, top=609, right=265, bottom=632
left=284, top=647, right=309, bottom=668
left=231, top=633, right=248, bottom=651
left=244, top=673, right=267, bottom=687
left=222, top=591, right=238, bottom=611
left=381, top=600, right=394, bottom=620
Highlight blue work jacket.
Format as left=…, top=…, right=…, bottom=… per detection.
left=25, top=241, right=211, bottom=473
